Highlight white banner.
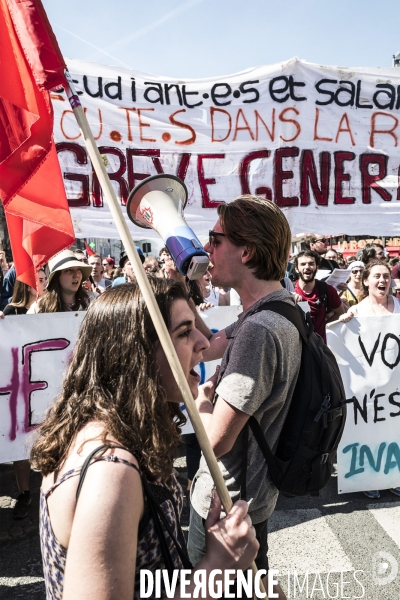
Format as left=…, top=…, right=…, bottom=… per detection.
left=53, top=57, right=400, bottom=240
left=0, top=307, right=240, bottom=461
left=327, top=316, right=400, bottom=494
left=0, top=313, right=84, bottom=463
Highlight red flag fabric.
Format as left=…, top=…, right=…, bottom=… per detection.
left=0, top=0, right=75, bottom=288
left=84, top=241, right=95, bottom=257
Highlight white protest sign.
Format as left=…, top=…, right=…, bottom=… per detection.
left=54, top=57, right=400, bottom=240
left=180, top=306, right=242, bottom=435
left=327, top=316, right=400, bottom=493
left=0, top=312, right=85, bottom=463
left=0, top=307, right=240, bottom=460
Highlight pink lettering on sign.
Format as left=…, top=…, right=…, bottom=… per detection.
left=0, top=348, right=20, bottom=441
left=21, top=339, right=70, bottom=432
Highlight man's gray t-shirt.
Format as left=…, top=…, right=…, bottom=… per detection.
left=191, top=289, right=302, bottom=524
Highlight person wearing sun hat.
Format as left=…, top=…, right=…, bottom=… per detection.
left=28, top=250, right=96, bottom=314
left=340, top=260, right=365, bottom=307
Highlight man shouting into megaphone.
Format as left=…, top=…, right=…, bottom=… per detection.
left=188, top=195, right=302, bottom=600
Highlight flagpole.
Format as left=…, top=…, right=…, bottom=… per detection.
left=62, top=70, right=265, bottom=593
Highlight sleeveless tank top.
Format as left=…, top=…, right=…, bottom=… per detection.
left=204, top=286, right=220, bottom=306
left=39, top=446, right=187, bottom=599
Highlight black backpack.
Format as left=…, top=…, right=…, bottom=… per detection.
left=241, top=301, right=347, bottom=497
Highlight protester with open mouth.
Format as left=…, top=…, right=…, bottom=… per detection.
left=293, top=250, right=344, bottom=342
left=188, top=196, right=303, bottom=600
left=339, top=260, right=400, bottom=499
left=30, top=279, right=258, bottom=600
left=339, top=261, right=400, bottom=321
left=28, top=250, right=94, bottom=313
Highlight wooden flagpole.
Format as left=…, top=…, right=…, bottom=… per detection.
left=63, top=70, right=265, bottom=594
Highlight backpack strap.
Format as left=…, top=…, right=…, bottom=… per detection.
left=315, top=279, right=328, bottom=311
left=240, top=417, right=282, bottom=500
left=248, top=415, right=282, bottom=484
left=256, top=300, right=311, bottom=344
left=345, top=287, right=359, bottom=304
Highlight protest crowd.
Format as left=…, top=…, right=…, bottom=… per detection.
left=1, top=199, right=400, bottom=599
left=1, top=2, right=400, bottom=597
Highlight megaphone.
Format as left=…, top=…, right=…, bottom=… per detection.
left=127, top=174, right=209, bottom=280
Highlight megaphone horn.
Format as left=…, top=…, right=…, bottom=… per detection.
left=127, top=174, right=209, bottom=280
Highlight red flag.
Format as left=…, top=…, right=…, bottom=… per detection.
left=0, top=0, right=75, bottom=288
left=84, top=241, right=95, bottom=256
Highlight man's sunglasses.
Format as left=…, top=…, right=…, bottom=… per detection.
left=352, top=269, right=363, bottom=274
left=313, top=237, right=327, bottom=243
left=209, top=230, right=226, bottom=245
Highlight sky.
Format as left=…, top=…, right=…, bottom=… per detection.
left=42, top=0, right=400, bottom=79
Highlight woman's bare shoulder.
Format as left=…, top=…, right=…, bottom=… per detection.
left=44, top=421, right=143, bottom=550
left=42, top=421, right=139, bottom=493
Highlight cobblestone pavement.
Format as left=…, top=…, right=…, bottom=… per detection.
left=0, top=454, right=189, bottom=599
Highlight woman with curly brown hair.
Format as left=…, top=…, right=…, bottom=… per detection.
left=31, top=278, right=257, bottom=600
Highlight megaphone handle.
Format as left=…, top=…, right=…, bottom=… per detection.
left=64, top=71, right=266, bottom=598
